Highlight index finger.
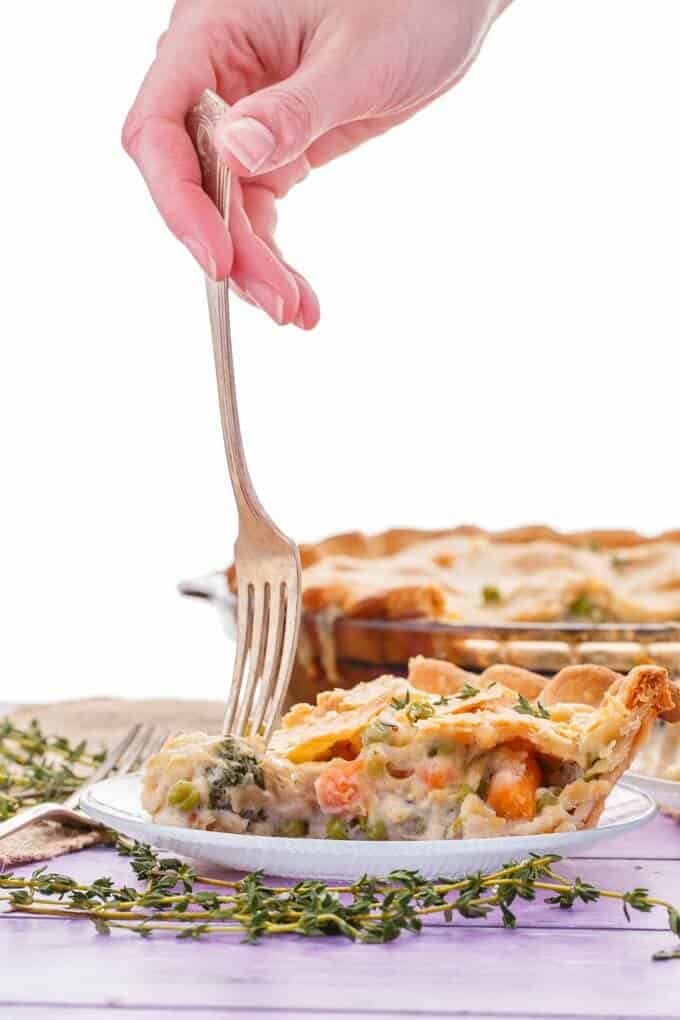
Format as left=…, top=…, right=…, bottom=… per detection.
left=122, top=38, right=233, bottom=279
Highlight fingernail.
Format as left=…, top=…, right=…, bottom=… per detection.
left=182, top=236, right=217, bottom=279
left=242, top=279, right=285, bottom=324
left=294, top=310, right=306, bottom=329
left=214, top=117, right=276, bottom=173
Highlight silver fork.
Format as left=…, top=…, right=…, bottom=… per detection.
left=186, top=90, right=302, bottom=743
left=0, top=724, right=167, bottom=842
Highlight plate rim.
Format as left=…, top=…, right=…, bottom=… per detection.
left=625, top=770, right=680, bottom=805
left=81, top=775, right=656, bottom=859
left=627, top=770, right=680, bottom=791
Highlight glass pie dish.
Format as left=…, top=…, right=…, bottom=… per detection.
left=180, top=571, right=680, bottom=705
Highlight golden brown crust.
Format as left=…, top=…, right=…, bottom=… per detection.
left=618, top=663, right=675, bottom=715
left=408, top=658, right=547, bottom=700
left=298, top=525, right=680, bottom=563
left=541, top=665, right=622, bottom=708
left=581, top=664, right=673, bottom=826
left=408, top=657, right=478, bottom=696
left=480, top=665, right=546, bottom=700
left=408, top=655, right=673, bottom=718
left=659, top=680, right=680, bottom=723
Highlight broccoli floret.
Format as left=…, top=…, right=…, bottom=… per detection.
left=206, top=738, right=265, bottom=811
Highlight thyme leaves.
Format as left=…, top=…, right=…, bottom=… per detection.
left=1, top=838, right=678, bottom=957
left=0, top=718, right=106, bottom=820
left=514, top=694, right=551, bottom=720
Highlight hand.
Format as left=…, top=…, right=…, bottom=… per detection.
left=123, top=0, right=510, bottom=328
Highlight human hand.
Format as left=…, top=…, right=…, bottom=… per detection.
left=123, top=0, right=510, bottom=328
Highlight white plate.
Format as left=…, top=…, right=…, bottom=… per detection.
left=625, top=771, right=680, bottom=811
left=80, top=776, right=656, bottom=880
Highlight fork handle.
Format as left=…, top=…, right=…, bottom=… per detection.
left=186, top=90, right=266, bottom=524
left=0, top=802, right=99, bottom=842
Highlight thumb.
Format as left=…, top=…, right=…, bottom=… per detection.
left=212, top=58, right=364, bottom=175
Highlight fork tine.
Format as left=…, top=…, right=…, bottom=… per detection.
left=136, top=725, right=168, bottom=767
left=117, top=724, right=154, bottom=775
left=152, top=729, right=171, bottom=754
left=64, top=723, right=142, bottom=808
left=233, top=583, right=270, bottom=736
left=263, top=583, right=302, bottom=741
left=249, top=582, right=285, bottom=736
left=223, top=581, right=252, bottom=734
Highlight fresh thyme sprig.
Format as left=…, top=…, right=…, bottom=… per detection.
left=0, top=718, right=106, bottom=820
left=654, top=947, right=680, bottom=961
left=2, top=722, right=677, bottom=958
left=1, top=837, right=678, bottom=956
left=457, top=683, right=481, bottom=700
left=514, top=694, right=551, bottom=720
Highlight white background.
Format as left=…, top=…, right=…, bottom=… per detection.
left=1, top=1, right=678, bottom=703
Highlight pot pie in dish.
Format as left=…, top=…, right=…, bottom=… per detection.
left=221, top=524, right=680, bottom=692
left=142, top=657, right=672, bottom=842
left=232, top=525, right=680, bottom=625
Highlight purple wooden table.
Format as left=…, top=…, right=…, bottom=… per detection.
left=2, top=813, right=679, bottom=1020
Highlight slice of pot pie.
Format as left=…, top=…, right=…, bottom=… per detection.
left=142, top=657, right=672, bottom=841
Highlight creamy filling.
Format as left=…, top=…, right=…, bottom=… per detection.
left=144, top=726, right=611, bottom=841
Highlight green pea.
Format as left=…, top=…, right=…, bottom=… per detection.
left=167, top=780, right=200, bottom=811
left=430, top=740, right=458, bottom=757
left=277, top=818, right=309, bottom=838
left=537, top=790, right=559, bottom=812
left=365, top=754, right=385, bottom=779
left=367, top=819, right=388, bottom=841
left=453, top=784, right=475, bottom=804
left=168, top=780, right=194, bottom=805
left=325, top=818, right=348, bottom=840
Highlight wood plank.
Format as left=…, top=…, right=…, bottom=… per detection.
left=6, top=1013, right=679, bottom=1020
left=0, top=922, right=677, bottom=1016
left=572, top=813, right=679, bottom=859
left=7, top=1012, right=674, bottom=1020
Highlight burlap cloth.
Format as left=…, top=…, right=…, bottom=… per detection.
left=1, top=698, right=224, bottom=867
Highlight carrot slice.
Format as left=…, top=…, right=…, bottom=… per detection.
left=486, top=750, right=541, bottom=821
left=315, top=760, right=364, bottom=815
left=417, top=758, right=461, bottom=790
